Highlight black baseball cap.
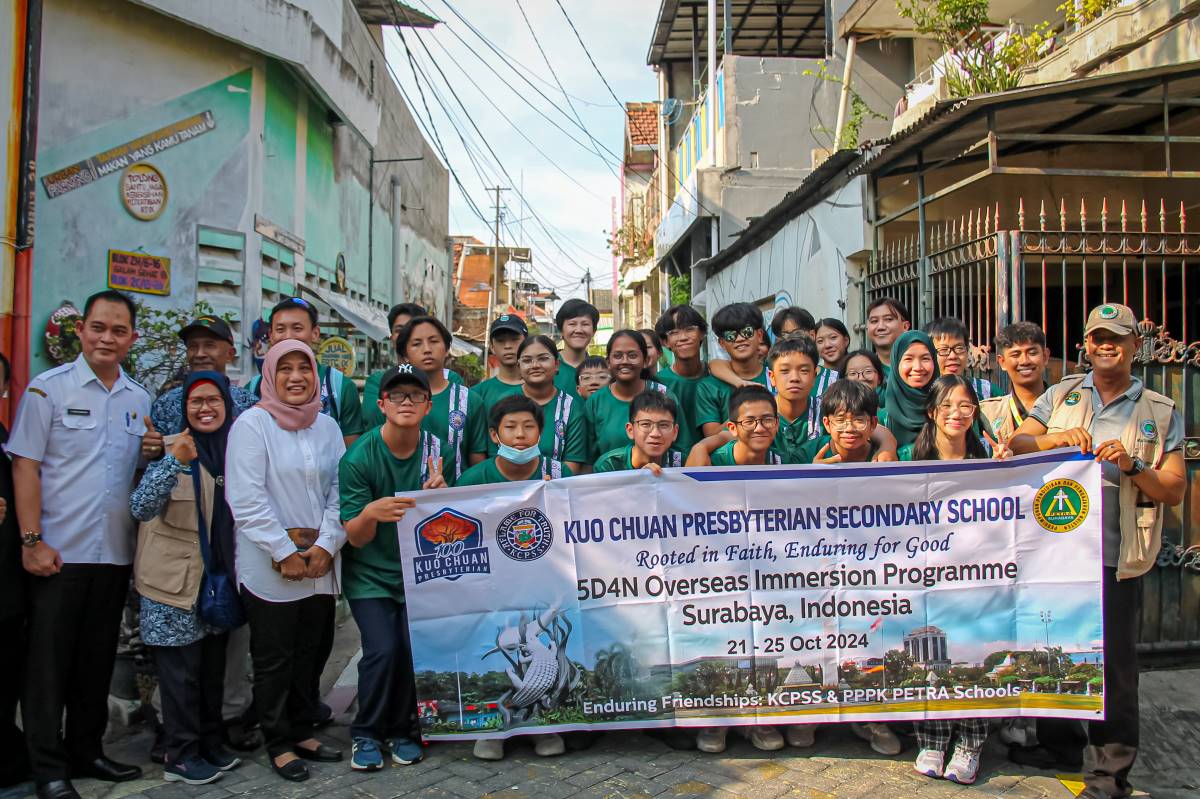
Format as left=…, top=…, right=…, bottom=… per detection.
left=179, top=315, right=234, bottom=344
left=490, top=314, right=528, bottom=338
left=379, top=363, right=431, bottom=397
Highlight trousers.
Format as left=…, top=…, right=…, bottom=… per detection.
left=1084, top=567, right=1141, bottom=797
left=154, top=633, right=228, bottom=765
left=349, top=597, right=418, bottom=742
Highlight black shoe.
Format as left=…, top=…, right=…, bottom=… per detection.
left=201, top=743, right=242, bottom=772
left=1008, top=743, right=1083, bottom=771
left=223, top=721, right=262, bottom=752
left=312, top=701, right=335, bottom=730
left=149, top=726, right=167, bottom=765
left=71, top=757, right=143, bottom=782
left=270, top=756, right=309, bottom=782
left=294, top=742, right=342, bottom=762
left=36, top=780, right=81, bottom=799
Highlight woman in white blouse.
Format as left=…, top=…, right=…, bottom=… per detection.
left=226, top=340, right=346, bottom=782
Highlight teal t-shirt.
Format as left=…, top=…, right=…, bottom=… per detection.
left=655, top=365, right=708, bottom=454
left=693, top=366, right=770, bottom=431
left=581, top=382, right=674, bottom=462
left=554, top=356, right=580, bottom=397
left=773, top=409, right=814, bottom=464
left=362, top=366, right=463, bottom=430
left=338, top=429, right=454, bottom=603
left=456, top=455, right=572, bottom=486
left=710, top=440, right=782, bottom=466
left=796, top=434, right=880, bottom=464
left=897, top=442, right=915, bottom=461
left=593, top=444, right=684, bottom=473
left=423, top=382, right=488, bottom=482
left=470, top=376, right=525, bottom=412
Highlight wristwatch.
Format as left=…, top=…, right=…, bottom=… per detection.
left=21, top=530, right=43, bottom=548
left=1123, top=457, right=1146, bottom=477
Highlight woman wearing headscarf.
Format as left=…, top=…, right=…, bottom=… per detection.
left=226, top=341, right=347, bottom=782
left=131, top=372, right=242, bottom=786
left=880, top=330, right=940, bottom=447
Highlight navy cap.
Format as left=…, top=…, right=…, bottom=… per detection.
left=179, top=315, right=235, bottom=344
left=489, top=314, right=528, bottom=338
left=379, top=363, right=431, bottom=397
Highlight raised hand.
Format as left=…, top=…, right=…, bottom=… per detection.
left=142, top=415, right=165, bottom=459
left=813, top=443, right=843, bottom=464
left=422, top=456, right=447, bottom=489
left=171, top=427, right=198, bottom=464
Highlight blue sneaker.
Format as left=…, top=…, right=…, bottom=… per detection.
left=388, top=737, right=423, bottom=765
left=201, top=744, right=242, bottom=771
left=164, top=755, right=223, bottom=785
left=351, top=738, right=384, bottom=771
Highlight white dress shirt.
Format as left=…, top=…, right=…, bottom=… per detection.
left=6, top=356, right=150, bottom=565
left=226, top=406, right=347, bottom=602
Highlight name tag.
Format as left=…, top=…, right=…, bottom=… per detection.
left=66, top=408, right=91, bottom=416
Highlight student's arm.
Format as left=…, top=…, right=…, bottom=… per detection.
left=870, top=425, right=898, bottom=462
left=694, top=380, right=729, bottom=438
left=338, top=376, right=364, bottom=448
left=708, top=358, right=757, bottom=388
left=685, top=430, right=733, bottom=466
left=466, top=393, right=488, bottom=466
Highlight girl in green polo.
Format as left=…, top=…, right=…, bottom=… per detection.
left=581, top=330, right=677, bottom=462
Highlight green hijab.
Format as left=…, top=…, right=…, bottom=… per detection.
left=882, top=330, right=940, bottom=447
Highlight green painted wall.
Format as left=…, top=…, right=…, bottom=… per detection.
left=262, top=60, right=298, bottom=231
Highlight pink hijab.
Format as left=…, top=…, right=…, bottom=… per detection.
left=259, top=340, right=322, bottom=431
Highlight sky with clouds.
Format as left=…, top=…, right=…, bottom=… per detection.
left=383, top=0, right=663, bottom=299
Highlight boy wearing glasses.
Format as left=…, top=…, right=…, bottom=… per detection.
left=338, top=365, right=451, bottom=773
left=694, top=304, right=771, bottom=438
left=799, top=379, right=882, bottom=463
left=653, top=305, right=708, bottom=453
left=594, top=391, right=684, bottom=472
left=925, top=317, right=1000, bottom=400
left=688, top=385, right=783, bottom=468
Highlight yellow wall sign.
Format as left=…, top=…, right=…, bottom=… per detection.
left=318, top=336, right=356, bottom=376
left=108, top=249, right=171, bottom=295
left=120, top=163, right=168, bottom=221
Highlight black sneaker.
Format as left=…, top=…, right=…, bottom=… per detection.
left=201, top=744, right=242, bottom=772
left=164, top=756, right=222, bottom=786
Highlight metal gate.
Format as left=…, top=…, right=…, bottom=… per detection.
left=867, top=198, right=1200, bottom=656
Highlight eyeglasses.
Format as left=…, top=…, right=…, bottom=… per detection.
left=634, top=420, right=675, bottom=434
left=846, top=368, right=878, bottom=380
left=936, top=345, right=968, bottom=357
left=609, top=351, right=642, bottom=363
left=385, top=391, right=430, bottom=405
left=937, top=402, right=977, bottom=416
left=518, top=354, right=555, bottom=367
left=720, top=326, right=757, bottom=343
left=666, top=325, right=701, bottom=340
left=827, top=415, right=872, bottom=432
left=186, top=396, right=224, bottom=410
left=734, top=414, right=778, bottom=431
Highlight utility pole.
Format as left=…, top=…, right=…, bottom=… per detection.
left=484, top=186, right=508, bottom=374
left=581, top=269, right=594, bottom=303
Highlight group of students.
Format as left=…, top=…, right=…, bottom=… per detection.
left=3, top=286, right=1184, bottom=799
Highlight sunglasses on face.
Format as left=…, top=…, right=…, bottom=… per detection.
left=720, top=326, right=757, bottom=343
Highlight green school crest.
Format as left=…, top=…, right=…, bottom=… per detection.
left=1099, top=305, right=1119, bottom=319
left=1141, top=420, right=1158, bottom=440
left=1065, top=391, right=1082, bottom=406
left=1033, top=478, right=1090, bottom=533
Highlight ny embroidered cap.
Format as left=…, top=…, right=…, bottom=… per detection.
left=379, top=363, right=431, bottom=397
left=179, top=315, right=235, bottom=344
left=1084, top=303, right=1137, bottom=337
left=489, top=313, right=528, bottom=338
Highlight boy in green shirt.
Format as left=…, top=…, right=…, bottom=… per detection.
left=456, top=395, right=573, bottom=486
left=687, top=385, right=783, bottom=468
left=553, top=298, right=599, bottom=397
left=866, top=297, right=911, bottom=380
left=765, top=336, right=823, bottom=463
left=339, top=364, right=451, bottom=772
left=471, top=314, right=527, bottom=410
left=594, top=391, right=685, bottom=473
left=396, top=316, right=488, bottom=482
left=653, top=305, right=708, bottom=454
left=575, top=356, right=611, bottom=401
left=925, top=316, right=1000, bottom=399
left=797, top=378, right=882, bottom=464
left=251, top=296, right=365, bottom=446
left=362, top=303, right=464, bottom=431
left=694, top=304, right=771, bottom=437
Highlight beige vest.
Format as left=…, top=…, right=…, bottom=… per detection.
left=980, top=395, right=1019, bottom=442
left=134, top=467, right=216, bottom=610
left=1044, top=373, right=1176, bottom=580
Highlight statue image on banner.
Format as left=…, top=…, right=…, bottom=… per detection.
left=483, top=606, right=582, bottom=728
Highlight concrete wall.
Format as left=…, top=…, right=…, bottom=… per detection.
left=30, top=0, right=448, bottom=378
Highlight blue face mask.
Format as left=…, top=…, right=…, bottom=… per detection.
left=497, top=443, right=540, bottom=465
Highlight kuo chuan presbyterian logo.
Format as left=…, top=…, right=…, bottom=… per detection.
left=412, top=508, right=489, bottom=584
left=1033, top=478, right=1090, bottom=533
left=495, top=508, right=554, bottom=562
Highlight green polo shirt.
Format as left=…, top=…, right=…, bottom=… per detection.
left=593, top=444, right=685, bottom=473
left=693, top=366, right=770, bottom=430
left=338, top=429, right=455, bottom=603
left=581, top=382, right=675, bottom=462
left=773, top=408, right=813, bottom=465
left=362, top=367, right=463, bottom=430
left=456, top=456, right=572, bottom=486
left=470, top=376, right=525, bottom=411
left=796, top=434, right=880, bottom=464
left=554, top=357, right=580, bottom=397
left=710, top=440, right=782, bottom=466
left=655, top=364, right=708, bottom=454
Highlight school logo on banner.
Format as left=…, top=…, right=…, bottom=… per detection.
left=1033, top=478, right=1090, bottom=533
left=412, top=508, right=489, bottom=583
left=495, top=508, right=554, bottom=562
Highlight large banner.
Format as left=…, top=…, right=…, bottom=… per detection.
left=396, top=450, right=1104, bottom=740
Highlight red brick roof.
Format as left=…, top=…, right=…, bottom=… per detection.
left=626, top=103, right=658, bottom=148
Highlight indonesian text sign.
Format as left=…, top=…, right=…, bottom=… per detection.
left=397, top=451, right=1104, bottom=740
left=108, top=249, right=170, bottom=295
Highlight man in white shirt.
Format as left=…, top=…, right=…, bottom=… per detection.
left=8, top=290, right=153, bottom=799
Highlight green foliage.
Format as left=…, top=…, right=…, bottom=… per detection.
left=983, top=651, right=1011, bottom=670
left=452, top=353, right=485, bottom=386
left=126, top=300, right=234, bottom=394
left=538, top=706, right=588, bottom=724
left=669, top=273, right=691, bottom=307
left=884, top=648, right=915, bottom=684
left=896, top=0, right=989, bottom=47
left=801, top=60, right=888, bottom=149
left=590, top=644, right=639, bottom=700
left=1058, top=0, right=1119, bottom=27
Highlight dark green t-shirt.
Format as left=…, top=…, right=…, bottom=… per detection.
left=693, top=366, right=770, bottom=430
left=773, top=407, right=814, bottom=465
left=362, top=366, right=463, bottom=430
left=710, top=440, right=781, bottom=466
left=796, top=434, right=880, bottom=464
left=338, top=429, right=455, bottom=603
left=518, top=389, right=588, bottom=463
left=455, top=455, right=572, bottom=486
left=655, top=364, right=708, bottom=454
left=422, top=383, right=488, bottom=483
left=581, top=382, right=675, bottom=462
left=554, top=356, right=580, bottom=398
left=470, top=376, right=525, bottom=412
left=593, top=444, right=684, bottom=473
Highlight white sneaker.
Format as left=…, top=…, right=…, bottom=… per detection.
left=851, top=722, right=902, bottom=755
left=472, top=739, right=505, bottom=761
left=784, top=724, right=816, bottom=748
left=532, top=733, right=565, bottom=757
left=914, top=748, right=945, bottom=778
left=740, top=725, right=784, bottom=751
left=695, top=727, right=728, bottom=753
left=943, top=746, right=980, bottom=784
